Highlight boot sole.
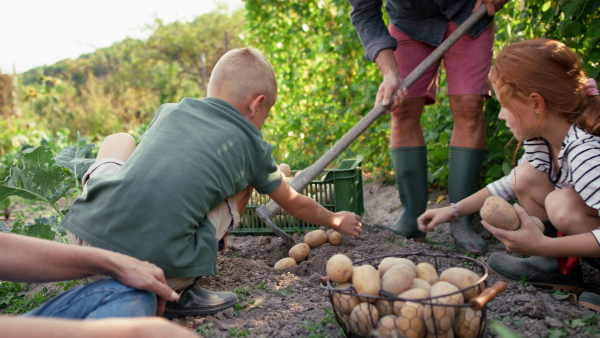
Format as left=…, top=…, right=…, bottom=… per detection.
left=163, top=298, right=238, bottom=318
left=578, top=300, right=600, bottom=312
left=487, top=264, right=581, bottom=292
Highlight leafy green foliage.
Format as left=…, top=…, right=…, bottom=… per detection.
left=490, top=320, right=524, bottom=338
left=245, top=0, right=598, bottom=185
left=245, top=0, right=388, bottom=176
left=0, top=147, right=70, bottom=211
left=0, top=138, right=95, bottom=230
left=0, top=282, right=52, bottom=315
left=2, top=1, right=598, bottom=191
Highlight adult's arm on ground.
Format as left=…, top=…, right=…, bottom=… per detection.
left=0, top=317, right=198, bottom=338
left=0, top=233, right=178, bottom=309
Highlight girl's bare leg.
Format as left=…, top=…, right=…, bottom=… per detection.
left=512, top=161, right=555, bottom=221
left=546, top=188, right=600, bottom=235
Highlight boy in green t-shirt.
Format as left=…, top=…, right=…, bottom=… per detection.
left=63, top=47, right=363, bottom=318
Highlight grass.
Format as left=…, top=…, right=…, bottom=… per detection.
left=0, top=282, right=53, bottom=315
left=273, top=288, right=294, bottom=297
left=300, top=308, right=338, bottom=338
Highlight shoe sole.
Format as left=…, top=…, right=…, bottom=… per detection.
left=163, top=299, right=238, bottom=318
left=578, top=300, right=600, bottom=312
left=487, top=263, right=581, bottom=292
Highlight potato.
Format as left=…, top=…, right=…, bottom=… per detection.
left=374, top=299, right=395, bottom=317
left=391, top=288, right=428, bottom=338
left=288, top=243, right=310, bottom=263
left=326, top=254, right=354, bottom=284
left=304, top=229, right=328, bottom=248
left=480, top=196, right=520, bottom=230
left=411, top=278, right=432, bottom=292
left=349, top=302, right=379, bottom=337
left=332, top=283, right=360, bottom=315
left=376, top=314, right=401, bottom=337
left=381, top=264, right=415, bottom=296
left=439, top=267, right=483, bottom=302
left=393, top=287, right=429, bottom=316
left=274, top=257, right=297, bottom=269
left=416, top=262, right=439, bottom=285
left=454, top=306, right=482, bottom=338
left=424, top=282, right=462, bottom=335
left=326, top=229, right=343, bottom=246
left=352, top=265, right=381, bottom=302
left=278, top=163, right=291, bottom=177
left=378, top=257, right=416, bottom=277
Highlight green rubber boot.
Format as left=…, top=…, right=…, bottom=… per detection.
left=448, top=146, right=487, bottom=253
left=379, top=147, right=428, bottom=240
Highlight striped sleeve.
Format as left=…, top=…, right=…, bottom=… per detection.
left=565, top=134, right=600, bottom=212
left=486, top=139, right=549, bottom=201
left=486, top=169, right=516, bottom=201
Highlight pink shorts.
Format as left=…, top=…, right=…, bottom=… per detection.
left=389, top=21, right=494, bottom=104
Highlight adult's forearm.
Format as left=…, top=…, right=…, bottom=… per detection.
left=347, top=0, right=397, bottom=62
left=0, top=317, right=195, bottom=338
left=0, top=233, right=117, bottom=282
left=1, top=317, right=125, bottom=338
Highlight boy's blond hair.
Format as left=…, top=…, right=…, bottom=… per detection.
left=207, top=47, right=277, bottom=107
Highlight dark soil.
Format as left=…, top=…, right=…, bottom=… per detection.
left=5, top=179, right=600, bottom=337
left=172, top=180, right=600, bottom=337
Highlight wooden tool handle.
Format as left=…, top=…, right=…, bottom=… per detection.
left=470, top=281, right=507, bottom=310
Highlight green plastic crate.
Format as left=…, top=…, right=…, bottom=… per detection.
left=232, top=159, right=364, bottom=235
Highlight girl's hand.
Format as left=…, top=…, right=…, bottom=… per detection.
left=417, top=207, right=455, bottom=232
left=333, top=211, right=362, bottom=238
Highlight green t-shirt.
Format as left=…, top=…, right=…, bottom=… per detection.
left=63, top=97, right=282, bottom=277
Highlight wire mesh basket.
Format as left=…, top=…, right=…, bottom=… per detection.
left=320, top=251, right=506, bottom=338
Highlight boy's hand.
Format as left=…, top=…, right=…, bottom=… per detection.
left=417, top=207, right=455, bottom=232
left=333, top=211, right=362, bottom=238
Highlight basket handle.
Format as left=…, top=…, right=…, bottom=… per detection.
left=469, top=281, right=507, bottom=310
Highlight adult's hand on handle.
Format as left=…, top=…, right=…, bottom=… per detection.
left=473, top=0, right=509, bottom=15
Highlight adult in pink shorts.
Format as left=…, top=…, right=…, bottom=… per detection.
left=348, top=0, right=508, bottom=253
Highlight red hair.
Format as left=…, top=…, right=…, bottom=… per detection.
left=490, top=39, right=600, bottom=136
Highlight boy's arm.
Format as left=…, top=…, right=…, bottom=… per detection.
left=0, top=233, right=178, bottom=314
left=0, top=317, right=198, bottom=338
left=267, top=181, right=362, bottom=238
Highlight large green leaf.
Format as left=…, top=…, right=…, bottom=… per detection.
left=0, top=146, right=69, bottom=203
left=10, top=219, right=56, bottom=240
left=53, top=141, right=96, bottom=179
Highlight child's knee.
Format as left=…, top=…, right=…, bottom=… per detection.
left=105, top=133, right=136, bottom=148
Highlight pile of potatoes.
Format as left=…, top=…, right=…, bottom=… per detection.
left=274, top=229, right=343, bottom=269
left=325, top=254, right=486, bottom=338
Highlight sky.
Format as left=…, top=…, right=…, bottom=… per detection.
left=0, top=0, right=243, bottom=74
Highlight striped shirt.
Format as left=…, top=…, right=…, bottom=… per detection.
left=487, top=125, right=600, bottom=215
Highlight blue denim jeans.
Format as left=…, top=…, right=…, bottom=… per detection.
left=23, top=277, right=157, bottom=319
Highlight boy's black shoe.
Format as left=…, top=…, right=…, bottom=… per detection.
left=579, top=292, right=600, bottom=312
left=487, top=254, right=583, bottom=292
left=163, top=283, right=238, bottom=318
